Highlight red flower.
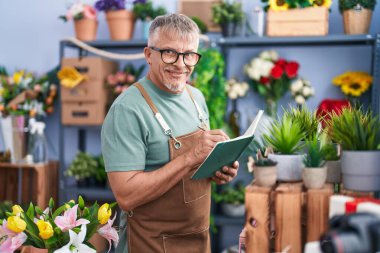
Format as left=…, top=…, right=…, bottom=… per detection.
left=270, top=65, right=283, bottom=79
left=317, top=99, right=351, bottom=127
left=275, top=59, right=287, bottom=68
left=285, top=61, right=299, bottom=78
left=260, top=77, right=270, bottom=85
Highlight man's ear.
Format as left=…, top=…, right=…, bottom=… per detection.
left=144, top=47, right=152, bottom=65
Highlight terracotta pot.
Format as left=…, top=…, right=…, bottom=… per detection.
left=302, top=167, right=327, bottom=189
left=343, top=8, right=372, bottom=35
left=325, top=160, right=341, bottom=183
left=106, top=10, right=135, bottom=40
left=74, top=18, right=98, bottom=41
left=253, top=165, right=277, bottom=187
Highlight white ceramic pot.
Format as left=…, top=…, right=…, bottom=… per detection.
left=302, top=167, right=327, bottom=189
left=221, top=203, right=245, bottom=217
left=268, top=154, right=304, bottom=182
left=253, top=165, right=277, bottom=187
left=325, top=160, right=341, bottom=184
left=341, top=150, right=380, bottom=191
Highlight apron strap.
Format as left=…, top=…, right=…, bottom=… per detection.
left=185, top=86, right=208, bottom=130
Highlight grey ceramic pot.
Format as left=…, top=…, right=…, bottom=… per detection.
left=341, top=150, right=380, bottom=191
left=268, top=154, right=304, bottom=181
left=221, top=203, right=245, bottom=217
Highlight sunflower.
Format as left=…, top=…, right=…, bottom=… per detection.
left=341, top=82, right=369, bottom=97
left=269, top=0, right=289, bottom=11
left=313, top=0, right=332, bottom=8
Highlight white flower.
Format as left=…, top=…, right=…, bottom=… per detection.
left=259, top=50, right=271, bottom=60
left=69, top=3, right=84, bottom=17
left=295, top=95, right=306, bottom=105
left=261, top=61, right=274, bottom=77
left=291, top=79, right=303, bottom=92
left=54, top=225, right=95, bottom=253
left=269, top=50, right=279, bottom=61
left=229, top=90, right=238, bottom=100
left=302, top=86, right=312, bottom=97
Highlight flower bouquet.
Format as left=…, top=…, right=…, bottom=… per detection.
left=106, top=64, right=145, bottom=101
left=244, top=50, right=299, bottom=117
left=332, top=71, right=372, bottom=106
left=0, top=67, right=57, bottom=118
left=0, top=196, right=118, bottom=253
left=60, top=2, right=98, bottom=41
left=290, top=78, right=315, bottom=105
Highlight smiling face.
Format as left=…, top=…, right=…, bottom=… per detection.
left=145, top=29, right=199, bottom=94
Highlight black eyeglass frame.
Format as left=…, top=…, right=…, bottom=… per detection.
left=149, top=46, right=202, bottom=67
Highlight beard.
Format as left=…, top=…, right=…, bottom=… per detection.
left=163, top=81, right=186, bottom=92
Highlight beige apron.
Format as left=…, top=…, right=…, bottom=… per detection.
left=122, top=83, right=211, bottom=253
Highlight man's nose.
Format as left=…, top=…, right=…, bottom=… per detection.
left=174, top=54, right=186, bottom=67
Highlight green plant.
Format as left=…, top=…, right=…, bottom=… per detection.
left=339, top=0, right=376, bottom=12
left=213, top=182, right=245, bottom=205
left=321, top=143, right=340, bottom=161
left=263, top=114, right=305, bottom=154
left=283, top=106, right=320, bottom=140
left=191, top=16, right=208, bottom=34
left=0, top=201, right=12, bottom=220
left=95, top=155, right=108, bottom=184
left=327, top=107, right=380, bottom=150
left=303, top=136, right=325, bottom=167
left=132, top=1, right=166, bottom=21
left=66, top=152, right=98, bottom=180
left=192, top=48, right=226, bottom=129
left=252, top=140, right=277, bottom=167
left=212, top=1, right=244, bottom=25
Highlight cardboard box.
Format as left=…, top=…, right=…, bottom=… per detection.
left=60, top=57, right=118, bottom=102
left=266, top=7, right=329, bottom=37
left=61, top=101, right=106, bottom=125
left=178, top=0, right=221, bottom=32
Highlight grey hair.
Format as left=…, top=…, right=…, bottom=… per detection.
left=148, top=14, right=200, bottom=46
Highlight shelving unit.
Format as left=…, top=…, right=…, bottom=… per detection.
left=58, top=34, right=380, bottom=252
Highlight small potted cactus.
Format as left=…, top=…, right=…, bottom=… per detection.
left=248, top=147, right=278, bottom=187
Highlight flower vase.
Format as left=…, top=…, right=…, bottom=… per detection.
left=265, top=100, right=278, bottom=118
left=228, top=99, right=240, bottom=137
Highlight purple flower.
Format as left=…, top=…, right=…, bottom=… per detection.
left=95, top=0, right=126, bottom=11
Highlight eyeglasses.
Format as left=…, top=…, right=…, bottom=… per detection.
left=149, top=47, right=202, bottom=67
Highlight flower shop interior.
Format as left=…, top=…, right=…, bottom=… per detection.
left=1, top=0, right=380, bottom=252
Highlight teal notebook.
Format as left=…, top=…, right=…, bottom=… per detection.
left=191, top=110, right=264, bottom=180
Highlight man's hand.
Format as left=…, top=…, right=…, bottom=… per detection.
left=211, top=161, right=239, bottom=185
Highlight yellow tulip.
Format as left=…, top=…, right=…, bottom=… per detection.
left=7, top=216, right=26, bottom=233
left=12, top=205, right=23, bottom=215
left=37, top=220, right=54, bottom=240
left=13, top=70, right=24, bottom=84
left=98, top=203, right=112, bottom=225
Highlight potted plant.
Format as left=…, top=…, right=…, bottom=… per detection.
left=284, top=106, right=320, bottom=141
left=96, top=155, right=108, bottom=188
left=66, top=152, right=98, bottom=187
left=328, top=107, right=380, bottom=191
left=95, top=0, right=135, bottom=40
left=249, top=146, right=278, bottom=187
left=244, top=50, right=300, bottom=117
left=321, top=142, right=341, bottom=184
left=339, top=0, right=376, bottom=34
left=302, top=137, right=327, bottom=189
left=213, top=182, right=245, bottom=217
left=60, top=2, right=98, bottom=41
left=264, top=113, right=305, bottom=181
left=191, top=16, right=208, bottom=34
left=212, top=1, right=244, bottom=37
left=133, top=0, right=166, bottom=39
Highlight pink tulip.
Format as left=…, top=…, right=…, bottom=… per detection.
left=107, top=75, right=117, bottom=86
left=114, top=86, right=122, bottom=94
left=126, top=74, right=135, bottom=83
left=98, top=213, right=119, bottom=253
left=54, top=205, right=89, bottom=232
left=0, top=220, right=27, bottom=253
left=83, top=5, right=97, bottom=20
left=115, top=72, right=127, bottom=83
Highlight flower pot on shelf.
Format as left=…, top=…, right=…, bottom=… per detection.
left=302, top=167, right=327, bottom=189
left=106, top=10, right=135, bottom=40
left=74, top=18, right=98, bottom=41
left=268, top=154, right=304, bottom=181
left=343, top=8, right=372, bottom=34
left=253, top=165, right=277, bottom=187
left=221, top=203, right=245, bottom=217
left=341, top=150, right=380, bottom=191
left=266, top=7, right=329, bottom=36
left=221, top=22, right=236, bottom=37
left=325, top=160, right=341, bottom=183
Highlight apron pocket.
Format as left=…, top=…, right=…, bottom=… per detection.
left=182, top=178, right=209, bottom=203
left=162, top=227, right=210, bottom=253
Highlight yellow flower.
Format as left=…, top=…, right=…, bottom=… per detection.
left=313, top=0, right=332, bottom=8
left=7, top=216, right=26, bottom=233
left=269, top=0, right=289, bottom=11
left=37, top=220, right=54, bottom=240
left=58, top=66, right=86, bottom=89
left=98, top=203, right=112, bottom=225
left=341, top=82, right=369, bottom=97
left=12, top=205, right=24, bottom=215
left=13, top=70, right=24, bottom=84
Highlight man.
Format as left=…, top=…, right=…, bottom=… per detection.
left=101, top=14, right=239, bottom=253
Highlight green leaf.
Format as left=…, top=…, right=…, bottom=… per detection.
left=26, top=202, right=35, bottom=220
left=52, top=205, right=66, bottom=219
left=22, top=213, right=45, bottom=248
